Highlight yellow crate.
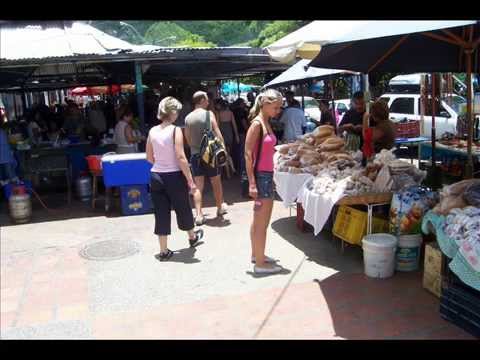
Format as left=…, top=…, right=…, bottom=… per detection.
left=333, top=206, right=389, bottom=246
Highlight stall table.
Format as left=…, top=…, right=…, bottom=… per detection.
left=395, top=137, right=429, bottom=164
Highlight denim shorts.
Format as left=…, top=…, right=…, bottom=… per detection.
left=255, top=171, right=274, bottom=199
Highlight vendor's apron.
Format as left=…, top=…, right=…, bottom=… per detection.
left=344, top=133, right=361, bottom=152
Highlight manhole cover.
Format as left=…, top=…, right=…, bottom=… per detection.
left=79, top=240, right=141, bottom=261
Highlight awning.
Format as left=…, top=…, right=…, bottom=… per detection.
left=308, top=20, right=478, bottom=73
left=265, top=21, right=372, bottom=64
left=263, top=59, right=357, bottom=88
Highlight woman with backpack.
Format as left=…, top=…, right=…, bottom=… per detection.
left=146, top=97, right=204, bottom=261
left=244, top=89, right=284, bottom=275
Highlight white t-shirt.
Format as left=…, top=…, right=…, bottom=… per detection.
left=114, top=120, right=136, bottom=154
left=27, top=121, right=41, bottom=143
left=279, top=107, right=307, bottom=142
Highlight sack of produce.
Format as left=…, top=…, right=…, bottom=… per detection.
left=463, top=182, right=480, bottom=207
left=389, top=186, right=439, bottom=235
left=432, top=194, right=468, bottom=215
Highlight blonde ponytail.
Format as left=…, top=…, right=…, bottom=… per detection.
left=248, top=89, right=282, bottom=122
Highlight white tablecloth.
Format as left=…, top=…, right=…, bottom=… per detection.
left=274, top=171, right=314, bottom=207
left=297, top=178, right=349, bottom=236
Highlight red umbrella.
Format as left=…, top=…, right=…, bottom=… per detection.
left=70, top=87, right=92, bottom=96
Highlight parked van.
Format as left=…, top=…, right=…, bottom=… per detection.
left=379, top=93, right=470, bottom=139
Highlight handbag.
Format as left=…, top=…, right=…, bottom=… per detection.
left=199, top=111, right=228, bottom=168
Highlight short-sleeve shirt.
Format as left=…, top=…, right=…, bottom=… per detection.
left=185, top=109, right=211, bottom=155
left=279, top=107, right=306, bottom=142
left=339, top=108, right=365, bottom=127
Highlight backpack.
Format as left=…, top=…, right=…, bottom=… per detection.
left=199, top=110, right=228, bottom=168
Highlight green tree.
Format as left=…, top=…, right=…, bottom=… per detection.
left=250, top=21, right=308, bottom=47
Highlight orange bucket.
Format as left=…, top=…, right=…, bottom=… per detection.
left=86, top=155, right=102, bottom=173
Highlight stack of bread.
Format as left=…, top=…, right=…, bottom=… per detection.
left=275, top=125, right=357, bottom=176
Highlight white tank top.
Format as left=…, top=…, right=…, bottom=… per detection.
left=149, top=124, right=181, bottom=173
left=114, top=120, right=136, bottom=154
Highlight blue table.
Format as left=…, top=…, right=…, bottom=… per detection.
left=395, top=137, right=429, bottom=163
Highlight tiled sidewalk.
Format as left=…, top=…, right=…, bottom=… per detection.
left=1, top=246, right=475, bottom=339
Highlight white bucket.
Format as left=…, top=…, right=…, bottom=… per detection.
left=396, top=234, right=423, bottom=272
left=362, top=234, right=398, bottom=279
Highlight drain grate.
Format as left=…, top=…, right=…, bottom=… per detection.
left=79, top=240, right=141, bottom=261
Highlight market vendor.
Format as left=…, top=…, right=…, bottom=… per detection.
left=362, top=100, right=396, bottom=155
left=338, top=92, right=365, bottom=151
left=113, top=105, right=142, bottom=154
left=318, top=100, right=337, bottom=129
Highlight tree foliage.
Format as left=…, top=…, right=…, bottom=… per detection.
left=90, top=20, right=308, bottom=48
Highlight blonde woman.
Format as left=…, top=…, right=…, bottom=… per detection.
left=146, top=97, right=204, bottom=261
left=245, top=89, right=283, bottom=274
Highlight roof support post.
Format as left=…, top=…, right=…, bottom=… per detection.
left=134, top=61, right=146, bottom=134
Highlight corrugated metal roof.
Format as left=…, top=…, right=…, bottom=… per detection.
left=0, top=21, right=162, bottom=61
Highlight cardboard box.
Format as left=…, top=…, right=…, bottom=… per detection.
left=423, top=241, right=443, bottom=298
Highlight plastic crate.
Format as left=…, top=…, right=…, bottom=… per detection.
left=333, top=206, right=389, bottom=245
left=395, top=120, right=420, bottom=138
left=120, top=185, right=151, bottom=216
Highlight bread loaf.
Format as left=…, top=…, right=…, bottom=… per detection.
left=312, top=125, right=334, bottom=138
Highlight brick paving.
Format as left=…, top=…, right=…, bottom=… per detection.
left=0, top=178, right=476, bottom=339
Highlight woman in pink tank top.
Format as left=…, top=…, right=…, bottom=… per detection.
left=244, top=89, right=284, bottom=275
left=146, top=97, right=203, bottom=261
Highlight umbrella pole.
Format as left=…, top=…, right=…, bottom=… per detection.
left=465, top=49, right=474, bottom=179
left=330, top=76, right=336, bottom=125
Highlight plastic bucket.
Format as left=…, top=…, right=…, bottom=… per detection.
left=396, top=234, right=422, bottom=272
left=86, top=155, right=103, bottom=173
left=362, top=233, right=398, bottom=279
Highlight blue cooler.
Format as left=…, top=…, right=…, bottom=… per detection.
left=120, top=184, right=151, bottom=216
left=102, top=153, right=152, bottom=187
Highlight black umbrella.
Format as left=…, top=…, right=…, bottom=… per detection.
left=309, top=20, right=480, bottom=178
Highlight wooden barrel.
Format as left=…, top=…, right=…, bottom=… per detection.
left=9, top=194, right=32, bottom=224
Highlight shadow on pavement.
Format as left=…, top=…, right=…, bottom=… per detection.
left=245, top=267, right=292, bottom=278
left=310, top=271, right=454, bottom=339
left=154, top=244, right=203, bottom=264
left=270, top=217, right=364, bottom=274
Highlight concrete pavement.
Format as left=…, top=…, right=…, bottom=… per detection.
left=0, top=178, right=475, bottom=339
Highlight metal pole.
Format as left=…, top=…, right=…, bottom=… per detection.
left=431, top=73, right=436, bottom=170
left=465, top=49, right=474, bottom=179
left=363, top=74, right=370, bottom=112
left=134, top=61, right=146, bottom=134
left=301, top=84, right=305, bottom=110
left=237, top=78, right=240, bottom=100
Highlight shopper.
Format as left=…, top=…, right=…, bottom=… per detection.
left=113, top=105, right=142, bottom=154
left=245, top=89, right=283, bottom=274
left=146, top=97, right=204, bottom=261
left=215, top=98, right=239, bottom=177
left=185, top=91, right=228, bottom=226
left=278, top=96, right=307, bottom=143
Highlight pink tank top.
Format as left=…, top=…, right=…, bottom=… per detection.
left=254, top=124, right=277, bottom=172
left=149, top=125, right=181, bottom=173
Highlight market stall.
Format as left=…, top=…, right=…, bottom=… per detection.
left=419, top=140, right=480, bottom=177
left=273, top=125, right=426, bottom=243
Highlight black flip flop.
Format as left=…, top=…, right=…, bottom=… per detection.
left=156, top=249, right=174, bottom=261
left=189, top=229, right=204, bottom=247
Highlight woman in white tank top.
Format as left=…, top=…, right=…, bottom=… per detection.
left=146, top=97, right=204, bottom=261
left=114, top=106, right=141, bottom=154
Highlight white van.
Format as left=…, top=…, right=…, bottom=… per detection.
left=379, top=93, right=468, bottom=139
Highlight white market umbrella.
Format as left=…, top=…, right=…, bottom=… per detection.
left=265, top=21, right=372, bottom=64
